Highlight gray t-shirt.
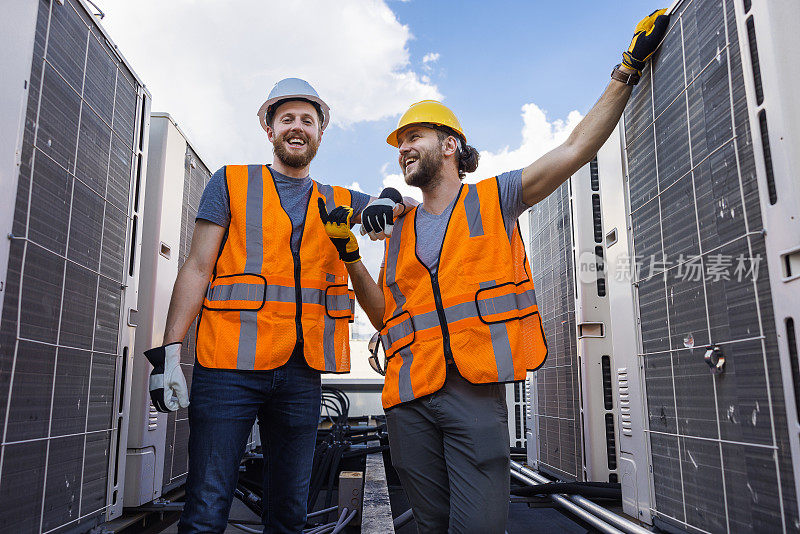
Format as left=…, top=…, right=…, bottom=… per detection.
left=197, top=165, right=371, bottom=254
left=415, top=169, right=528, bottom=271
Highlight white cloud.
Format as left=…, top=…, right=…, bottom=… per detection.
left=467, top=103, right=584, bottom=183
left=347, top=181, right=366, bottom=193
left=422, top=52, right=440, bottom=74
left=381, top=172, right=419, bottom=202
left=97, top=0, right=441, bottom=169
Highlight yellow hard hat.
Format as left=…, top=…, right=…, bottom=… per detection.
left=386, top=100, right=466, bottom=147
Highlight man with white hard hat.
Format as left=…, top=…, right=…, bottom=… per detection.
left=143, top=78, right=373, bottom=533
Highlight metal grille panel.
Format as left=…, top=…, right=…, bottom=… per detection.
left=528, top=182, right=582, bottom=480
left=163, top=146, right=211, bottom=489
left=624, top=0, right=798, bottom=531
left=0, top=0, right=145, bottom=531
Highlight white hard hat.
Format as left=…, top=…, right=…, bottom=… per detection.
left=257, top=78, right=331, bottom=131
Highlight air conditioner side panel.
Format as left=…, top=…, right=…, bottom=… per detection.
left=598, top=124, right=653, bottom=524
left=0, top=1, right=38, bottom=327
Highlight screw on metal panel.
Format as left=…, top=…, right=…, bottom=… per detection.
left=704, top=345, right=725, bottom=375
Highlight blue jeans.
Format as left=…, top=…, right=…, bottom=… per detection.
left=178, top=352, right=321, bottom=534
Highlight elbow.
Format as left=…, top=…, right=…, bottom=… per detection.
left=367, top=303, right=385, bottom=332
left=563, top=135, right=597, bottom=168
left=368, top=307, right=385, bottom=332
left=183, top=255, right=215, bottom=283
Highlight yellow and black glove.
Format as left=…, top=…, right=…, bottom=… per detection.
left=318, top=198, right=360, bottom=264
left=623, top=9, right=670, bottom=74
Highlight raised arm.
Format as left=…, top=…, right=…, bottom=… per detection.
left=346, top=262, right=386, bottom=331
left=521, top=79, right=632, bottom=206
left=318, top=199, right=386, bottom=329
left=522, top=9, right=669, bottom=206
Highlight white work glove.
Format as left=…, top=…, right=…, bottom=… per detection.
left=144, top=342, right=189, bottom=412
left=360, top=187, right=404, bottom=241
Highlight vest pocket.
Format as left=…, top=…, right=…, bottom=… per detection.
left=475, top=282, right=522, bottom=324
left=380, top=310, right=415, bottom=358
left=324, top=284, right=355, bottom=321
left=203, top=273, right=267, bottom=312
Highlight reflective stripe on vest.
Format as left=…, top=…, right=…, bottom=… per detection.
left=196, top=165, right=354, bottom=371
left=379, top=177, right=548, bottom=409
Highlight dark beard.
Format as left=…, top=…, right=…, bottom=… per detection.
left=404, top=146, right=443, bottom=188
left=273, top=131, right=319, bottom=168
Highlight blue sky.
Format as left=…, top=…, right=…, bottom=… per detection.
left=312, top=0, right=666, bottom=192
left=101, top=0, right=665, bottom=197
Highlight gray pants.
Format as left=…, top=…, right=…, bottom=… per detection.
left=385, top=366, right=510, bottom=534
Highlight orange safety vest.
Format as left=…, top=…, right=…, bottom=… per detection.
left=379, top=176, right=547, bottom=409
left=196, top=165, right=354, bottom=372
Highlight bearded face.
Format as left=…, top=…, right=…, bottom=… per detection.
left=273, top=128, right=320, bottom=168
left=267, top=100, right=323, bottom=169
left=401, top=141, right=444, bottom=188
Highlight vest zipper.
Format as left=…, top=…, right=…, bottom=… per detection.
left=293, top=252, right=303, bottom=346
left=429, top=271, right=454, bottom=365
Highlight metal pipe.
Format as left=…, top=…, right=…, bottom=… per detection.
left=510, top=461, right=652, bottom=534
left=510, top=470, right=624, bottom=534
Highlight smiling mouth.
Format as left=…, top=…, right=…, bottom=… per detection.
left=286, top=137, right=307, bottom=148
left=403, top=157, right=418, bottom=171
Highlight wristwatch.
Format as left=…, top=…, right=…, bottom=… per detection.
left=611, top=63, right=640, bottom=86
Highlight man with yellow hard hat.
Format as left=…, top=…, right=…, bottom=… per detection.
left=318, top=10, right=669, bottom=532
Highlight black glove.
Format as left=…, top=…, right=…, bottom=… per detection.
left=361, top=187, right=404, bottom=240
left=623, top=9, right=670, bottom=74
left=318, top=198, right=361, bottom=264
left=143, top=342, right=189, bottom=412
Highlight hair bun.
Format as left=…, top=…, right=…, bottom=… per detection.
left=458, top=145, right=480, bottom=177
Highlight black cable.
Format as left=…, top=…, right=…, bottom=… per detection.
left=233, top=484, right=264, bottom=518
left=308, top=444, right=329, bottom=510
left=342, top=445, right=389, bottom=458
left=510, top=481, right=621, bottom=500
left=308, top=444, right=335, bottom=512
left=394, top=508, right=415, bottom=529
left=322, top=444, right=345, bottom=512
left=346, top=434, right=382, bottom=445
left=321, top=386, right=350, bottom=419
left=345, top=423, right=386, bottom=435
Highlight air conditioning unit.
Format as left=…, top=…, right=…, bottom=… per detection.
left=506, top=381, right=528, bottom=450
left=525, top=154, right=620, bottom=485
left=601, top=0, right=800, bottom=531
left=597, top=124, right=653, bottom=524
left=527, top=180, right=581, bottom=479
left=0, top=0, right=150, bottom=530
left=125, top=113, right=214, bottom=506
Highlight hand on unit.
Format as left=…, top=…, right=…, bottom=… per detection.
left=318, top=198, right=361, bottom=264
left=622, top=8, right=671, bottom=74
left=360, top=187, right=405, bottom=241
left=144, top=342, right=189, bottom=412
